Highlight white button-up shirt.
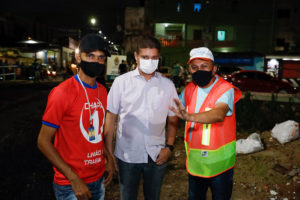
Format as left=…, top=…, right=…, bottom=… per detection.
left=107, top=68, right=178, bottom=163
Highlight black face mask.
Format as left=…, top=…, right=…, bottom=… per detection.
left=79, top=61, right=105, bottom=78
left=192, top=70, right=213, bottom=87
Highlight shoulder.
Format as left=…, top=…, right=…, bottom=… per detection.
left=97, top=82, right=108, bottom=95
left=209, top=76, right=234, bottom=94
left=114, top=70, right=132, bottom=83
left=185, top=81, right=196, bottom=88
left=184, top=82, right=197, bottom=94
left=217, top=76, right=234, bottom=88
left=59, top=76, right=79, bottom=91
left=216, top=76, right=241, bottom=97
left=156, top=72, right=174, bottom=85
left=109, top=72, right=132, bottom=94
left=50, top=76, right=79, bottom=100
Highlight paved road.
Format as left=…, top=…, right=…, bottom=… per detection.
left=0, top=81, right=59, bottom=199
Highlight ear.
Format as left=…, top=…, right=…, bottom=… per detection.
left=134, top=51, right=138, bottom=61
left=75, top=52, right=81, bottom=63
left=212, top=65, right=218, bottom=74
left=188, top=65, right=193, bottom=74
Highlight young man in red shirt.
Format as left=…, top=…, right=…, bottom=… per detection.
left=37, top=33, right=114, bottom=200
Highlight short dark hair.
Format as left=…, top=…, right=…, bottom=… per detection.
left=136, top=35, right=161, bottom=53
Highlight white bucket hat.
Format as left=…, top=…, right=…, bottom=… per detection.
left=187, top=47, right=214, bottom=64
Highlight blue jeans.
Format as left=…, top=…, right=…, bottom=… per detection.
left=188, top=168, right=234, bottom=200
left=53, top=177, right=105, bottom=200
left=117, top=156, right=167, bottom=200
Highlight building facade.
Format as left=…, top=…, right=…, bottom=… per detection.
left=146, top=0, right=300, bottom=66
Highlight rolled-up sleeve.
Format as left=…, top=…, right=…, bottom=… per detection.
left=179, top=89, right=185, bottom=108
left=216, top=88, right=234, bottom=116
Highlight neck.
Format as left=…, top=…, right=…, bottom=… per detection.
left=78, top=69, right=96, bottom=87
left=137, top=67, right=155, bottom=81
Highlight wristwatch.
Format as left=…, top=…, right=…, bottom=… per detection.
left=165, top=144, right=174, bottom=152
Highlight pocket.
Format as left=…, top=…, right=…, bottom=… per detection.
left=152, top=93, right=168, bottom=111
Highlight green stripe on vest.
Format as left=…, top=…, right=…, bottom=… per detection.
left=187, top=141, right=236, bottom=177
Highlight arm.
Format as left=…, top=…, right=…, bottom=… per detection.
left=103, top=142, right=115, bottom=186
left=104, top=111, right=118, bottom=170
left=156, top=116, right=178, bottom=165
left=169, top=99, right=229, bottom=124
left=37, top=124, right=91, bottom=200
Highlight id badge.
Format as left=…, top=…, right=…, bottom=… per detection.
left=88, top=126, right=95, bottom=141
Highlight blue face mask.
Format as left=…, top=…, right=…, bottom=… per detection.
left=79, top=61, right=105, bottom=78
left=192, top=70, right=213, bottom=87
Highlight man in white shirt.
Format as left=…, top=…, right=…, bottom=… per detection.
left=104, top=36, right=178, bottom=200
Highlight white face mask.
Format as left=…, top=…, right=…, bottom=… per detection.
left=139, top=58, right=159, bottom=74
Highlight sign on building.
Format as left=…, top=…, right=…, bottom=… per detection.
left=106, top=55, right=127, bottom=81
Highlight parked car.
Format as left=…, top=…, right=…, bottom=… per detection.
left=223, top=70, right=297, bottom=94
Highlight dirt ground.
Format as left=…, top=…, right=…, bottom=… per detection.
left=0, top=80, right=299, bottom=200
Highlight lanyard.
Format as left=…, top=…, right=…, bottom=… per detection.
left=77, top=74, right=95, bottom=126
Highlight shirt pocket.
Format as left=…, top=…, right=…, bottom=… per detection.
left=152, top=93, right=168, bottom=110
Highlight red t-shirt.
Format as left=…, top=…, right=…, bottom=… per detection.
left=42, top=75, right=107, bottom=185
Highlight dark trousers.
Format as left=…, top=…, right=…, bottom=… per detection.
left=188, top=168, right=234, bottom=200
left=117, top=156, right=167, bottom=200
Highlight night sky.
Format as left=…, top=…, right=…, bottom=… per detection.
left=1, top=0, right=143, bottom=35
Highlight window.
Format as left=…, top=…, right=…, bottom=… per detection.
left=177, top=1, right=182, bottom=12
left=217, top=30, right=226, bottom=41
left=194, top=3, right=202, bottom=12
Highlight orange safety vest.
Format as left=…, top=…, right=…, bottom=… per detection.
left=184, top=76, right=242, bottom=178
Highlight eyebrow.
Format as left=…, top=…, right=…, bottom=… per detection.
left=87, top=53, right=105, bottom=56
left=200, top=64, right=209, bottom=67
left=140, top=55, right=159, bottom=58
left=191, top=64, right=210, bottom=69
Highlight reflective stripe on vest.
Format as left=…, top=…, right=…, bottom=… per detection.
left=202, top=108, right=212, bottom=146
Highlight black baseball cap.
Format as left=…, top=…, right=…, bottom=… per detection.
left=79, top=33, right=111, bottom=56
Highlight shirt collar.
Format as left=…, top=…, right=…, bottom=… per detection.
left=132, top=67, right=160, bottom=79
left=74, top=74, right=97, bottom=89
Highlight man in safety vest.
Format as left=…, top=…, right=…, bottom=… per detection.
left=169, top=47, right=242, bottom=200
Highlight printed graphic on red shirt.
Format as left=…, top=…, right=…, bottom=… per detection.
left=80, top=98, right=105, bottom=143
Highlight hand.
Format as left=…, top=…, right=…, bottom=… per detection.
left=70, top=175, right=92, bottom=200
left=169, top=99, right=190, bottom=121
left=112, top=155, right=118, bottom=172
left=156, top=147, right=171, bottom=165
left=103, top=155, right=116, bottom=186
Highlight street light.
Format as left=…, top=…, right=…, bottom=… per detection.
left=90, top=18, right=96, bottom=26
